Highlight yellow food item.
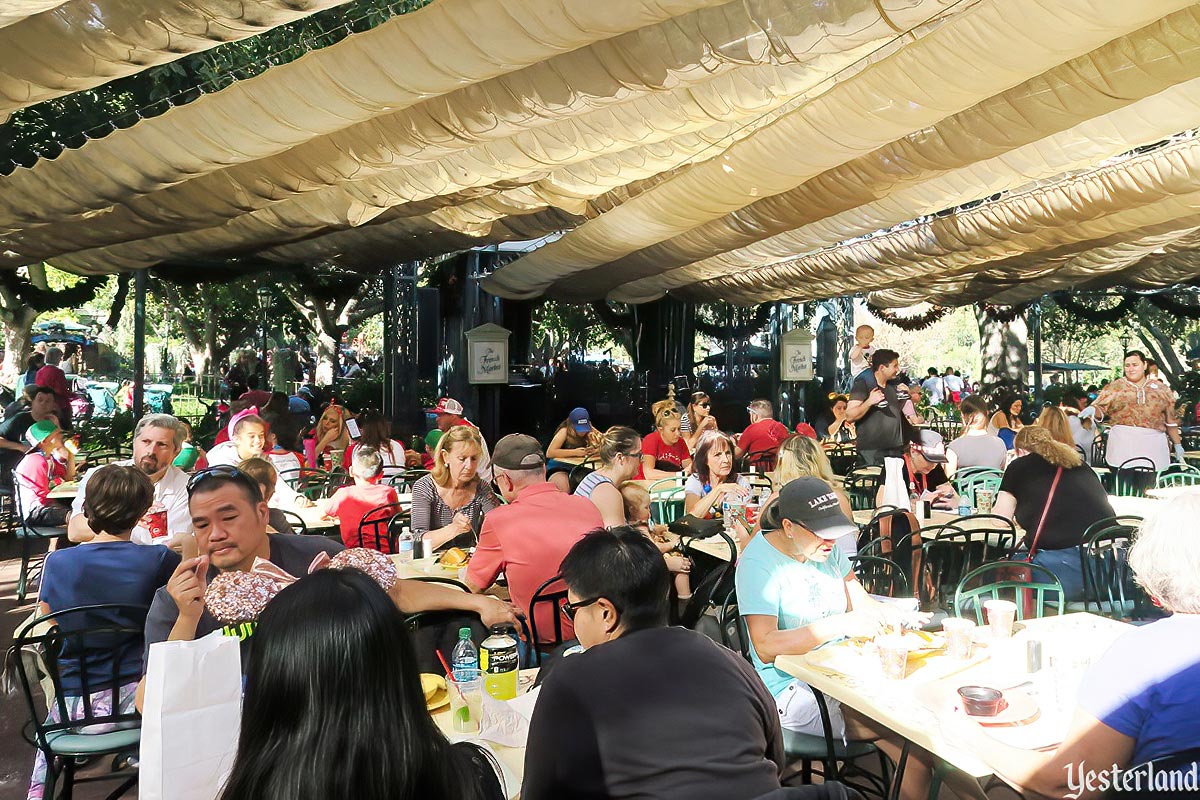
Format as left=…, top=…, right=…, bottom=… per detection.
left=438, top=547, right=469, bottom=567
left=420, top=673, right=445, bottom=701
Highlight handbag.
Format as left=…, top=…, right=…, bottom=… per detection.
left=1001, top=466, right=1063, bottom=615
left=668, top=514, right=724, bottom=540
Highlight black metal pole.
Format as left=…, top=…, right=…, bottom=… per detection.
left=133, top=269, right=147, bottom=417
left=1031, top=301, right=1043, bottom=405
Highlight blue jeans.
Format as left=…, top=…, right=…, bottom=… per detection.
left=1017, top=546, right=1085, bottom=602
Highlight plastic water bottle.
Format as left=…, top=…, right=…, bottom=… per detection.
left=396, top=526, right=415, bottom=563
left=722, top=497, right=733, bottom=532
left=909, top=484, right=921, bottom=517
left=450, top=627, right=480, bottom=682
left=958, top=496, right=971, bottom=517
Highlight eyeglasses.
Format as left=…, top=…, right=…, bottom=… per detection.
left=561, top=596, right=601, bottom=622
left=186, top=464, right=258, bottom=497
left=621, top=451, right=643, bottom=460
left=697, top=403, right=710, bottom=408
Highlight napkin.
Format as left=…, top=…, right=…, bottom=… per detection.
left=477, top=687, right=540, bottom=748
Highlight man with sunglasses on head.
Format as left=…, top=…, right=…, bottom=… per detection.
left=523, top=527, right=786, bottom=800
left=134, top=465, right=520, bottom=710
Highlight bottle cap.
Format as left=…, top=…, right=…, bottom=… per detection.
left=458, top=627, right=471, bottom=638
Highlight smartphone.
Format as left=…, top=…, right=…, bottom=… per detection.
left=346, top=418, right=361, bottom=439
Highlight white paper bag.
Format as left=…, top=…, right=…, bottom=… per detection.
left=881, top=457, right=910, bottom=511
left=140, top=631, right=242, bottom=800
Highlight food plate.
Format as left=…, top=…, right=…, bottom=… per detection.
left=421, top=673, right=450, bottom=711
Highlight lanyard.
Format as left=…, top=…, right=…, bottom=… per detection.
left=904, top=454, right=927, bottom=494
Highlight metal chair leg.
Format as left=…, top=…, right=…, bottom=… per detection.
left=17, top=534, right=30, bottom=603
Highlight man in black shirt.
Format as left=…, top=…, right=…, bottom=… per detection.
left=845, top=349, right=922, bottom=465
left=135, top=467, right=519, bottom=710
left=523, top=527, right=786, bottom=800
left=0, top=386, right=60, bottom=473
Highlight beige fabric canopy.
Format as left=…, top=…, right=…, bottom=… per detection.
left=2, top=0, right=1200, bottom=310
left=0, top=0, right=359, bottom=117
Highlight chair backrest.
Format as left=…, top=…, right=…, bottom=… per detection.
left=850, top=555, right=911, bottom=598
left=825, top=444, right=858, bottom=477
left=953, top=469, right=1002, bottom=507
left=949, top=513, right=1019, bottom=560
left=953, top=561, right=1065, bottom=623
left=745, top=448, right=779, bottom=473
left=1114, top=457, right=1156, bottom=497
left=647, top=476, right=687, bottom=526
left=567, top=462, right=595, bottom=495
left=356, top=502, right=407, bottom=552
left=844, top=466, right=882, bottom=511
left=12, top=605, right=147, bottom=750
left=1155, top=466, right=1200, bottom=488
left=278, top=509, right=308, bottom=535
left=921, top=529, right=992, bottom=612
left=718, top=587, right=746, bottom=660
left=1081, top=523, right=1163, bottom=622
left=528, top=575, right=570, bottom=654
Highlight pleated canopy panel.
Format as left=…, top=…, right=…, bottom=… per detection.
left=0, top=0, right=1198, bottom=312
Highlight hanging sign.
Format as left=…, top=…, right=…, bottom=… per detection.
left=465, top=323, right=510, bottom=384
left=780, top=328, right=815, bottom=381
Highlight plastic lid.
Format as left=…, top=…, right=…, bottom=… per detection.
left=458, top=627, right=472, bottom=639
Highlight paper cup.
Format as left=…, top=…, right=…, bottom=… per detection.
left=877, top=636, right=910, bottom=680
left=984, top=599, right=1017, bottom=638
left=942, top=618, right=976, bottom=659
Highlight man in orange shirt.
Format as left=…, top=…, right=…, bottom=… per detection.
left=466, top=434, right=603, bottom=645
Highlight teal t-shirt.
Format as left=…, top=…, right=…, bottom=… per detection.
left=734, top=533, right=851, bottom=697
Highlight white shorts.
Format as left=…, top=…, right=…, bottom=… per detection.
left=776, top=680, right=845, bottom=738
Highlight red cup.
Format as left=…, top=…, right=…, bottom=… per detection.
left=146, top=509, right=169, bottom=541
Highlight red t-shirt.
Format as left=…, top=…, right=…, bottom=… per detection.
left=35, top=365, right=70, bottom=407
left=642, top=431, right=690, bottom=473
left=326, top=483, right=400, bottom=552
left=738, top=419, right=790, bottom=458
left=467, top=483, right=603, bottom=643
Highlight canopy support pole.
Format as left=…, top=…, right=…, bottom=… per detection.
left=1031, top=302, right=1043, bottom=406
left=133, top=269, right=147, bottom=417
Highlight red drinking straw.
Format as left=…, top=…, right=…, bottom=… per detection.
left=436, top=650, right=467, bottom=704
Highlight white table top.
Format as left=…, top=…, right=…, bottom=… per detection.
left=776, top=613, right=1130, bottom=781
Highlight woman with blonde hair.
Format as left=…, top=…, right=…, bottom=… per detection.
left=313, top=404, right=351, bottom=468
left=770, top=435, right=857, bottom=555
left=641, top=406, right=692, bottom=480
left=410, top=425, right=498, bottom=551
left=1034, top=406, right=1075, bottom=449
left=991, top=425, right=1114, bottom=600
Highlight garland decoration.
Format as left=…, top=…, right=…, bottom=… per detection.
left=976, top=301, right=1032, bottom=323
left=1145, top=292, right=1200, bottom=319
left=1051, top=291, right=1138, bottom=324
left=693, top=303, right=772, bottom=340
left=865, top=303, right=951, bottom=331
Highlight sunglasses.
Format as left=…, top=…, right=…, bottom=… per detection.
left=697, top=403, right=710, bottom=408
left=561, top=596, right=600, bottom=622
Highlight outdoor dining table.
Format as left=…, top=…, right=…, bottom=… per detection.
left=1144, top=484, right=1200, bottom=501
left=775, top=612, right=1131, bottom=788
left=428, top=667, right=538, bottom=799
left=47, top=480, right=80, bottom=500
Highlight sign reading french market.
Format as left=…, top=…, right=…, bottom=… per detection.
left=465, top=323, right=511, bottom=385
left=780, top=328, right=815, bottom=382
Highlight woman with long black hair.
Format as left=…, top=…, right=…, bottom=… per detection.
left=220, top=569, right=504, bottom=800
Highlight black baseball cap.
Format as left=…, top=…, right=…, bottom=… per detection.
left=761, top=477, right=857, bottom=540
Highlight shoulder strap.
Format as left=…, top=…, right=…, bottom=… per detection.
left=1026, top=466, right=1063, bottom=560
